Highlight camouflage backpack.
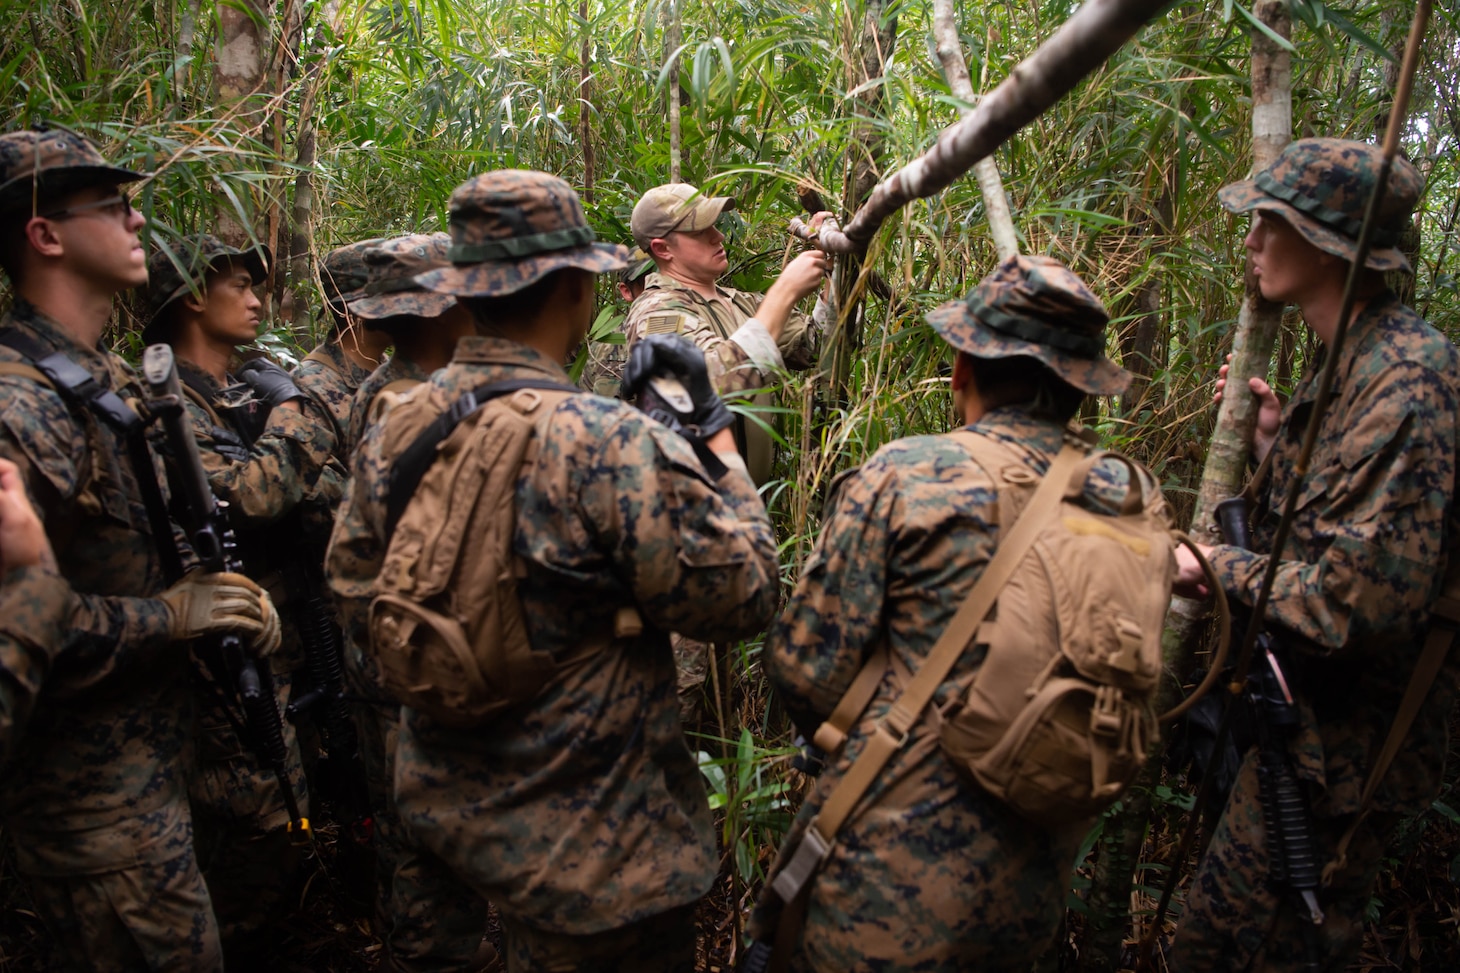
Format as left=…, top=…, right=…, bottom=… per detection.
left=367, top=377, right=633, bottom=727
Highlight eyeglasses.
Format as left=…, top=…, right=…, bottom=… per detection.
left=40, top=191, right=134, bottom=222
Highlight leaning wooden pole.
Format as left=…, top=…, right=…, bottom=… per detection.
left=930, top=0, right=1019, bottom=260
left=807, top=0, right=1169, bottom=254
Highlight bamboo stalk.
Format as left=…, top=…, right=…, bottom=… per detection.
left=810, top=0, right=1170, bottom=254
left=930, top=0, right=1018, bottom=260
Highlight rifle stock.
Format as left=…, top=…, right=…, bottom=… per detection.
left=141, top=344, right=311, bottom=842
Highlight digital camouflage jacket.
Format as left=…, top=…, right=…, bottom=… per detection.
left=345, top=354, right=429, bottom=461
left=756, top=409, right=1133, bottom=972
left=0, top=564, right=75, bottom=768
left=0, top=300, right=192, bottom=853
left=293, top=338, right=373, bottom=465
left=170, top=359, right=345, bottom=528
left=327, top=334, right=778, bottom=935
left=1208, top=292, right=1460, bottom=816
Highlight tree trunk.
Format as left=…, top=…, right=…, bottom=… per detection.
left=824, top=0, right=897, bottom=404
left=177, top=0, right=200, bottom=94
left=215, top=0, right=273, bottom=247
left=930, top=0, right=1018, bottom=260
left=665, top=0, right=681, bottom=184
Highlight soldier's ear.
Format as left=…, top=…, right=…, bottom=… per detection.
left=649, top=237, right=673, bottom=262
left=23, top=216, right=65, bottom=259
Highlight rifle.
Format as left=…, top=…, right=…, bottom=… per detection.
left=1215, top=497, right=1324, bottom=963
left=278, top=516, right=374, bottom=845
left=141, top=344, right=311, bottom=842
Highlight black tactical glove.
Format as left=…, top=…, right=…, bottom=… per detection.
left=621, top=333, right=735, bottom=439
left=236, top=358, right=306, bottom=411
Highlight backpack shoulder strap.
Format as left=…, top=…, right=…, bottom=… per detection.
left=304, top=345, right=342, bottom=376
left=0, top=361, right=54, bottom=388
left=0, top=330, right=143, bottom=435
left=383, top=378, right=580, bottom=542
left=1325, top=562, right=1460, bottom=884
left=367, top=377, right=424, bottom=425
left=770, top=438, right=1088, bottom=909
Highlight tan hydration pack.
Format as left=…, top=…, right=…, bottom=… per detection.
left=779, top=430, right=1188, bottom=914
left=937, top=432, right=1173, bottom=825
left=367, top=378, right=589, bottom=728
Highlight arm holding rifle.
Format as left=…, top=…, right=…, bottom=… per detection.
left=142, top=344, right=306, bottom=838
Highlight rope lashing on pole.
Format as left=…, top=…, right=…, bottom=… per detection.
left=791, top=0, right=1171, bottom=255
left=1135, top=3, right=1433, bottom=968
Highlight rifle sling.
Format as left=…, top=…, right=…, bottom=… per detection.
left=1325, top=585, right=1460, bottom=884
left=0, top=330, right=183, bottom=580
left=383, top=378, right=580, bottom=542
left=766, top=438, right=1087, bottom=936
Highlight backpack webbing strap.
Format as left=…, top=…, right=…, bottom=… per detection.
left=384, top=378, right=580, bottom=542
left=0, top=330, right=184, bottom=580
left=303, top=345, right=342, bottom=375
left=768, top=438, right=1086, bottom=909
left=1323, top=579, right=1460, bottom=884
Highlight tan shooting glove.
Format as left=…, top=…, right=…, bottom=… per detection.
left=160, top=570, right=283, bottom=657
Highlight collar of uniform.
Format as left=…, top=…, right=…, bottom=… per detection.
left=379, top=354, right=430, bottom=383
left=642, top=270, right=739, bottom=305
left=3, top=297, right=115, bottom=383
left=312, top=339, right=373, bottom=390
left=175, top=356, right=225, bottom=397
left=1287, top=289, right=1399, bottom=411
left=450, top=334, right=573, bottom=380
left=963, top=404, right=1067, bottom=456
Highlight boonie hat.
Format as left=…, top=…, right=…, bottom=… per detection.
left=1219, top=138, right=1422, bottom=274
left=349, top=233, right=456, bottom=323
left=143, top=234, right=271, bottom=341
left=619, top=246, right=654, bottom=285
left=630, top=183, right=736, bottom=250
left=926, top=254, right=1130, bottom=396
left=0, top=127, right=145, bottom=215
left=320, top=239, right=385, bottom=318
left=416, top=170, right=629, bottom=298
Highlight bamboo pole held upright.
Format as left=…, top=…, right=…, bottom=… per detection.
left=930, top=0, right=1019, bottom=260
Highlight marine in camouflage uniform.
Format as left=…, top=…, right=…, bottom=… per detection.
left=0, top=128, right=276, bottom=973
left=748, top=256, right=1137, bottom=973
left=336, top=231, right=493, bottom=972
left=1170, top=140, right=1460, bottom=970
left=293, top=239, right=393, bottom=461
left=0, top=456, right=75, bottom=767
left=327, top=170, right=779, bottom=972
left=142, top=233, right=344, bottom=953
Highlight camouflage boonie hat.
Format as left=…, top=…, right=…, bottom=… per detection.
left=349, top=233, right=456, bottom=323
left=0, top=127, right=145, bottom=216
left=619, top=246, right=654, bottom=285
left=1219, top=138, right=1422, bottom=273
left=926, top=254, right=1130, bottom=396
left=630, top=183, right=736, bottom=250
left=320, top=239, right=384, bottom=318
left=142, top=234, right=271, bottom=342
left=415, top=170, right=629, bottom=298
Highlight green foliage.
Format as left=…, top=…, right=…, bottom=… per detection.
left=4, top=0, right=1459, bottom=964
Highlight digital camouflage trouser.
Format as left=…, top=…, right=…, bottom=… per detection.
left=357, top=698, right=492, bottom=972
left=16, top=800, right=223, bottom=973
left=188, top=663, right=309, bottom=954
left=501, top=902, right=697, bottom=973
left=1171, top=751, right=1400, bottom=972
